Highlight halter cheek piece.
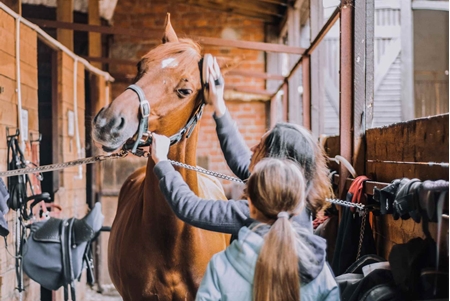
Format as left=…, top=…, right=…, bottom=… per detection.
left=123, top=72, right=205, bottom=154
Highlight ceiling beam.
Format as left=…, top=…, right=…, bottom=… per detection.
left=32, top=19, right=306, bottom=54
left=175, top=1, right=278, bottom=23
left=86, top=56, right=286, bottom=80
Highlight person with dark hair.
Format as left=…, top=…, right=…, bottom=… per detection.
left=151, top=57, right=332, bottom=237
left=197, top=158, right=338, bottom=300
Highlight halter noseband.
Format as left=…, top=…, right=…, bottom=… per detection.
left=123, top=83, right=205, bottom=154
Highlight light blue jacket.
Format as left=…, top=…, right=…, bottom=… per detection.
left=196, top=223, right=340, bottom=301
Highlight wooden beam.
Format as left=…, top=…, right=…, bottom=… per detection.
left=196, top=36, right=306, bottom=54
left=56, top=0, right=73, bottom=51
left=227, top=70, right=285, bottom=80
left=339, top=1, right=354, bottom=199
left=287, top=6, right=302, bottom=125
left=226, top=0, right=284, bottom=17
left=226, top=84, right=274, bottom=96
left=29, top=18, right=161, bottom=37
left=88, top=0, right=101, bottom=69
left=30, top=19, right=306, bottom=54
left=302, top=55, right=311, bottom=130
left=412, top=1, right=449, bottom=11
left=175, top=0, right=278, bottom=23
left=2, top=0, right=21, bottom=14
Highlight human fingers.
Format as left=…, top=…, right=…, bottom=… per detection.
left=151, top=133, right=170, bottom=163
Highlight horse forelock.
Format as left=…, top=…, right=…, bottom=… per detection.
left=135, top=38, right=202, bottom=82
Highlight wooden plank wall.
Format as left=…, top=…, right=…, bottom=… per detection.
left=366, top=114, right=449, bottom=258
left=324, top=114, right=449, bottom=259
left=54, top=52, right=88, bottom=301
left=0, top=9, right=41, bottom=301
left=0, top=9, right=89, bottom=301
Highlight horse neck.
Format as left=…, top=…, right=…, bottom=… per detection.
left=143, top=127, right=199, bottom=222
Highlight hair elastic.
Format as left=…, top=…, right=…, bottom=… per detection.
left=277, top=211, right=290, bottom=219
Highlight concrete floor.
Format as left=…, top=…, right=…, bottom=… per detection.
left=86, top=284, right=122, bottom=301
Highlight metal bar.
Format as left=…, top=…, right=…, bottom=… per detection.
left=224, top=70, right=285, bottom=80
left=302, top=55, right=311, bottom=130
left=30, top=18, right=305, bottom=54
left=271, top=5, right=341, bottom=99
left=305, top=6, right=341, bottom=55
left=333, top=174, right=388, bottom=195
left=223, top=84, right=274, bottom=97
left=282, top=81, right=289, bottom=121
left=367, top=160, right=449, bottom=167
left=338, top=1, right=354, bottom=199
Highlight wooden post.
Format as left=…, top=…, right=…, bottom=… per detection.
left=57, top=0, right=74, bottom=51
left=3, top=0, right=21, bottom=14
left=353, top=0, right=375, bottom=176
left=282, top=81, right=289, bottom=122
left=339, top=0, right=354, bottom=199
left=400, top=0, right=415, bottom=120
left=302, top=55, right=311, bottom=130
left=88, top=0, right=102, bottom=69
left=288, top=6, right=302, bottom=125
left=310, top=0, right=324, bottom=136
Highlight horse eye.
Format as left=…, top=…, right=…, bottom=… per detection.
left=177, top=88, right=193, bottom=97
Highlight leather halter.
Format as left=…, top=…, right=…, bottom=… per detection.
left=124, top=81, right=205, bottom=153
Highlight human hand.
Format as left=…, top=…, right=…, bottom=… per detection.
left=151, top=133, right=170, bottom=164
left=205, top=57, right=227, bottom=117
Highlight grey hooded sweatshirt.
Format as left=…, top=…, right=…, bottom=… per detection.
left=153, top=110, right=313, bottom=236
left=195, top=221, right=339, bottom=301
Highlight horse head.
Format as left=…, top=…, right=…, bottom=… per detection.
left=92, top=14, right=208, bottom=153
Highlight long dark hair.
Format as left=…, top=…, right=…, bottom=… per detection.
left=247, top=158, right=306, bottom=301
left=263, top=123, right=332, bottom=215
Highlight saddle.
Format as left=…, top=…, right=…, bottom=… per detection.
left=23, top=202, right=104, bottom=301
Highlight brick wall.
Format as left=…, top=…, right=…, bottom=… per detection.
left=107, top=0, right=269, bottom=193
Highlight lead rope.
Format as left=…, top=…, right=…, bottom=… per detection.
left=0, top=148, right=364, bottom=210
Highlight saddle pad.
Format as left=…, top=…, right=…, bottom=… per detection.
left=34, top=217, right=95, bottom=245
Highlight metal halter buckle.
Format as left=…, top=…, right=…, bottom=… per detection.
left=140, top=100, right=150, bottom=118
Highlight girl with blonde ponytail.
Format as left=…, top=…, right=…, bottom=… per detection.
left=195, top=158, right=339, bottom=301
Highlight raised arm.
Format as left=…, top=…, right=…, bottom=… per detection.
left=151, top=133, right=250, bottom=236
left=154, top=161, right=249, bottom=235
left=205, top=57, right=251, bottom=180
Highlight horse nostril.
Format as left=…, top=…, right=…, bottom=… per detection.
left=117, top=117, right=125, bottom=130
left=93, top=107, right=105, bottom=124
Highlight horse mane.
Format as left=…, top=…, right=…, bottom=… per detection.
left=135, top=38, right=202, bottom=82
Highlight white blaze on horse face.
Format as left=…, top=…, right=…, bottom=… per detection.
left=161, top=58, right=178, bottom=69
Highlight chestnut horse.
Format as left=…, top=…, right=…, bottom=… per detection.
left=92, top=15, right=230, bottom=301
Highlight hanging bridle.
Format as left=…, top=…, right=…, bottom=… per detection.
left=123, top=58, right=206, bottom=153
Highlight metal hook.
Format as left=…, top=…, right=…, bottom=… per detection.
left=6, top=127, right=20, bottom=139
left=331, top=155, right=357, bottom=178
left=30, top=132, right=42, bottom=143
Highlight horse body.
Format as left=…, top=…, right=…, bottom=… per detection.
left=92, top=15, right=230, bottom=301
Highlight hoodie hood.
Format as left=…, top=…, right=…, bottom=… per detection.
left=224, top=220, right=327, bottom=285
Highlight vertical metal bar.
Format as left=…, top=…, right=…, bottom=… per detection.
left=339, top=0, right=354, bottom=199
left=310, top=0, right=324, bottom=136
left=400, top=0, right=414, bottom=120
left=302, top=55, right=311, bottom=130
left=282, top=81, right=289, bottom=122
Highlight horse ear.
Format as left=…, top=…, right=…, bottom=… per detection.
left=162, top=13, right=179, bottom=44
left=215, top=56, right=242, bottom=75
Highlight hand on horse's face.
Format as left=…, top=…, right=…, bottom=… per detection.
left=151, top=133, right=170, bottom=164
left=206, top=58, right=226, bottom=117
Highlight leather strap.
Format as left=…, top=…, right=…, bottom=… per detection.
left=126, top=84, right=150, bottom=153
left=123, top=57, right=207, bottom=153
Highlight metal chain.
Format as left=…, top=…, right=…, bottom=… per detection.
left=131, top=148, right=245, bottom=184
left=325, top=198, right=366, bottom=210
left=356, top=209, right=367, bottom=260
left=0, top=150, right=128, bottom=178
left=169, top=160, right=245, bottom=184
